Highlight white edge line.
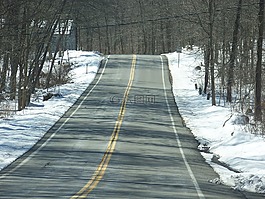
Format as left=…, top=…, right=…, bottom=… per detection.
left=160, top=56, right=205, bottom=199
left=0, top=55, right=110, bottom=179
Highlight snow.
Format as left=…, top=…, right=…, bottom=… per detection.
left=0, top=50, right=102, bottom=171
left=0, top=49, right=265, bottom=194
left=166, top=48, right=265, bottom=193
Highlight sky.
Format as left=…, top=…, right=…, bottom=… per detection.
left=0, top=49, right=265, bottom=194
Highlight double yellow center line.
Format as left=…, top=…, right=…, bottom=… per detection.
left=71, top=55, right=137, bottom=198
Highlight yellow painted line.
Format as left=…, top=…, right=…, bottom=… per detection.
left=71, top=55, right=136, bottom=199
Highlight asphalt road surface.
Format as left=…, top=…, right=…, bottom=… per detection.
left=0, top=55, right=264, bottom=199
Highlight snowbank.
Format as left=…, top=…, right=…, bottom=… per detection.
left=0, top=50, right=102, bottom=170
left=166, top=48, right=265, bottom=193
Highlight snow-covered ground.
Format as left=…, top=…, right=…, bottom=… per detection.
left=166, top=49, right=265, bottom=194
left=0, top=50, right=102, bottom=171
left=0, top=49, right=264, bottom=194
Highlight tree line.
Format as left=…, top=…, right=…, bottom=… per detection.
left=0, top=0, right=72, bottom=110
left=0, top=0, right=264, bottom=131
left=78, top=0, right=264, bottom=130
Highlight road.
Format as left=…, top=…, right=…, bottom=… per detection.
left=0, top=55, right=264, bottom=198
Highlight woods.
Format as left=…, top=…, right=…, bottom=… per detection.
left=0, top=0, right=72, bottom=110
left=0, top=0, right=264, bottom=132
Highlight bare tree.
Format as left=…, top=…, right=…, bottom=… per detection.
left=209, top=0, right=216, bottom=105
left=226, top=0, right=243, bottom=103
left=255, top=0, right=264, bottom=122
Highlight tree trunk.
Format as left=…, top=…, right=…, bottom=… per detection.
left=9, top=2, right=20, bottom=100
left=227, top=0, right=242, bottom=102
left=255, top=0, right=264, bottom=122
left=209, top=0, right=216, bottom=106
left=204, top=46, right=210, bottom=94
left=138, top=0, right=147, bottom=54
left=46, top=19, right=69, bottom=89
left=0, top=53, right=9, bottom=93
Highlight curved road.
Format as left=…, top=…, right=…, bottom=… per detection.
left=0, top=55, right=264, bottom=198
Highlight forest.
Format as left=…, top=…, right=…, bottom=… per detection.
left=0, top=0, right=264, bottom=132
